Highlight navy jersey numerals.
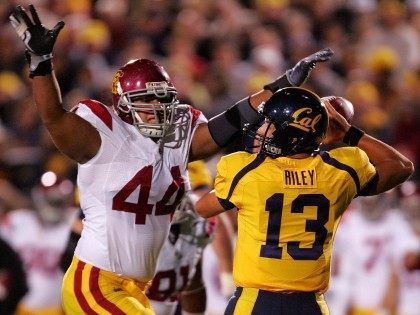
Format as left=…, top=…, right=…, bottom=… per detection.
left=260, top=193, right=330, bottom=260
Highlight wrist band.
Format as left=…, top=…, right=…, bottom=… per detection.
left=263, top=73, right=292, bottom=93
left=343, top=125, right=365, bottom=146
left=29, top=60, right=53, bottom=78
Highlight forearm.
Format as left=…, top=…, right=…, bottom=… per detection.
left=31, top=71, right=101, bottom=163
left=196, top=191, right=227, bottom=218
left=32, top=71, right=66, bottom=126
left=196, top=49, right=333, bottom=155
left=248, top=89, right=274, bottom=110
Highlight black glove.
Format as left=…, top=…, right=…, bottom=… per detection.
left=9, top=4, right=64, bottom=78
left=264, top=48, right=334, bottom=92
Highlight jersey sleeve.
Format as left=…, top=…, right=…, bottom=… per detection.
left=71, top=99, right=114, bottom=136
left=329, top=147, right=377, bottom=195
left=188, top=105, right=207, bottom=135
left=352, top=148, right=377, bottom=191
left=214, top=153, right=249, bottom=210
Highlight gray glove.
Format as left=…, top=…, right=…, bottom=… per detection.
left=9, top=4, right=64, bottom=77
left=264, top=48, right=334, bottom=92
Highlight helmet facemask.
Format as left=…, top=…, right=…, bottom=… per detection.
left=169, top=195, right=215, bottom=247
left=117, top=81, right=180, bottom=140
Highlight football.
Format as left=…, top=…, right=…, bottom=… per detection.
left=321, top=96, right=354, bottom=123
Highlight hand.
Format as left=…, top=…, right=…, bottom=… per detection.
left=9, top=5, right=64, bottom=56
left=9, top=4, right=64, bottom=75
left=323, top=98, right=351, bottom=145
left=264, top=48, right=334, bottom=92
left=286, top=48, right=334, bottom=86
left=219, top=271, right=235, bottom=299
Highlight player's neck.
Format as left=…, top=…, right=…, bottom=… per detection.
left=289, top=153, right=311, bottom=159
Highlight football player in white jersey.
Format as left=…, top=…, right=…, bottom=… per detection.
left=147, top=194, right=216, bottom=315
left=324, top=209, right=354, bottom=315
left=9, top=4, right=333, bottom=313
left=0, top=171, right=76, bottom=315
left=331, top=192, right=418, bottom=315
left=396, top=192, right=420, bottom=315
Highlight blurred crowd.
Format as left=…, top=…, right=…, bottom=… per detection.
left=0, top=0, right=419, bottom=192
left=0, top=0, right=419, bottom=314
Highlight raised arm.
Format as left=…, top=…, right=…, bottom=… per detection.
left=323, top=100, right=414, bottom=194
left=190, top=48, right=334, bottom=161
left=9, top=5, right=100, bottom=164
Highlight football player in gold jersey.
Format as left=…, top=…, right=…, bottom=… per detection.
left=196, top=87, right=414, bottom=315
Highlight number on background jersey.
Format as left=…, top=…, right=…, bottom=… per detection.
left=260, top=193, right=330, bottom=260
left=147, top=266, right=189, bottom=301
left=112, top=165, right=185, bottom=224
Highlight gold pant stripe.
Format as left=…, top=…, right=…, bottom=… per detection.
left=234, top=287, right=259, bottom=315
left=62, top=256, right=155, bottom=314
left=316, top=293, right=330, bottom=315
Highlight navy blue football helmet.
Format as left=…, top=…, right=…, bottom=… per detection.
left=244, top=87, right=328, bottom=157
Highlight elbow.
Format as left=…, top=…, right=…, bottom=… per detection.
left=401, top=159, right=415, bottom=181
left=195, top=200, right=206, bottom=217
left=406, top=160, right=415, bottom=176
left=195, top=202, right=211, bottom=218
left=375, top=159, right=415, bottom=194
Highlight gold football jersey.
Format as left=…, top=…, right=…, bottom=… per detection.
left=188, top=160, right=213, bottom=191
left=214, top=148, right=376, bottom=293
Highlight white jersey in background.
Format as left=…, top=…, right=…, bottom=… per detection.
left=147, top=207, right=214, bottom=315
left=395, top=232, right=420, bottom=315
left=325, top=211, right=354, bottom=315
left=73, top=100, right=206, bottom=281
left=0, top=209, right=74, bottom=311
left=336, top=208, right=417, bottom=313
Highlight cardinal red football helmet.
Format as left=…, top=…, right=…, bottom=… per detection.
left=111, top=59, right=180, bottom=139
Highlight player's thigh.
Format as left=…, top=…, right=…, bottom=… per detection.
left=62, top=257, right=154, bottom=314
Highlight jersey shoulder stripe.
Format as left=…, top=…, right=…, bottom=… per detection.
left=189, top=106, right=202, bottom=130
left=219, top=153, right=266, bottom=207
left=319, top=151, right=361, bottom=193
left=71, top=99, right=113, bottom=130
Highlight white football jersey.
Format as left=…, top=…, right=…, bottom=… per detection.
left=338, top=208, right=416, bottom=310
left=396, top=233, right=420, bottom=315
left=147, top=205, right=214, bottom=315
left=325, top=212, right=354, bottom=315
left=73, top=100, right=206, bottom=281
left=0, top=209, right=74, bottom=309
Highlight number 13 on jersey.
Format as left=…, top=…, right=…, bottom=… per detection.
left=260, top=193, right=330, bottom=261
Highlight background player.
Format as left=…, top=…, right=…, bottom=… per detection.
left=326, top=191, right=418, bottom=315
left=395, top=190, right=420, bottom=315
left=0, top=171, right=76, bottom=315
